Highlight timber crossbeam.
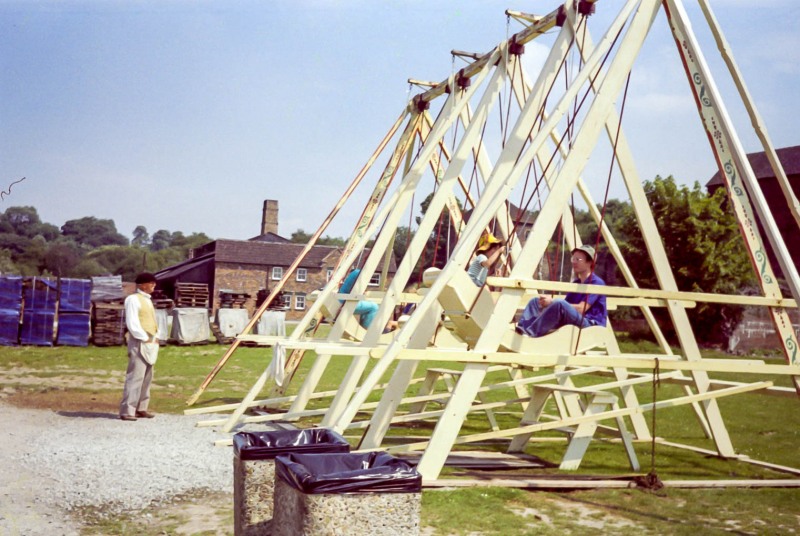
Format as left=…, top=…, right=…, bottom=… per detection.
left=372, top=348, right=800, bottom=376
left=486, top=277, right=798, bottom=308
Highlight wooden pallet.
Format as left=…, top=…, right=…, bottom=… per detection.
left=175, top=283, right=209, bottom=308
left=152, top=298, right=175, bottom=310
left=219, top=291, right=250, bottom=309
left=91, top=300, right=125, bottom=346
left=209, top=322, right=233, bottom=345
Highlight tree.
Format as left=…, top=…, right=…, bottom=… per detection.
left=0, top=233, right=33, bottom=255
left=392, top=226, right=412, bottom=266
left=168, top=231, right=211, bottom=250
left=0, top=206, right=59, bottom=240
left=0, top=249, right=17, bottom=274
left=71, top=258, right=108, bottom=279
left=1, top=206, right=40, bottom=235
left=61, top=217, right=128, bottom=248
left=85, top=246, right=149, bottom=281
left=150, top=230, right=172, bottom=251
left=14, top=235, right=47, bottom=275
left=132, top=225, right=150, bottom=247
left=43, top=242, right=82, bottom=277
left=617, top=175, right=754, bottom=345
left=0, top=205, right=221, bottom=278
left=290, top=229, right=346, bottom=246
left=290, top=229, right=312, bottom=243
left=415, top=193, right=460, bottom=273
left=169, top=231, right=187, bottom=247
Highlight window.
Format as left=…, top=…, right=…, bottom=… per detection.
left=326, top=268, right=333, bottom=282
left=369, top=273, right=381, bottom=286
left=271, top=267, right=283, bottom=280
left=280, top=293, right=292, bottom=308
left=294, top=293, right=306, bottom=310
left=296, top=268, right=308, bottom=282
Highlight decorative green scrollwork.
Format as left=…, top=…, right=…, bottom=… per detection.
left=693, top=73, right=711, bottom=106
left=724, top=161, right=743, bottom=196
left=754, top=249, right=774, bottom=284
left=786, top=336, right=798, bottom=364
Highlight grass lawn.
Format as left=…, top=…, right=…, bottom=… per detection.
left=1, top=330, right=798, bottom=535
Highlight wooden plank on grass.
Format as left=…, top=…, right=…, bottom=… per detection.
left=424, top=479, right=634, bottom=489
left=423, top=478, right=800, bottom=489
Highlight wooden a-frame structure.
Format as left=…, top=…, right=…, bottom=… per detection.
left=188, top=0, right=800, bottom=482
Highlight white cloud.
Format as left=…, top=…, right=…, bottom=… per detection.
left=629, top=92, right=694, bottom=115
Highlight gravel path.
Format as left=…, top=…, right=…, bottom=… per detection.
left=0, top=401, right=232, bottom=535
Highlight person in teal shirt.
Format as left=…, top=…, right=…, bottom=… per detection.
left=339, top=268, right=398, bottom=333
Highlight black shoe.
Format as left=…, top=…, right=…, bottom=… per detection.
left=120, top=415, right=138, bottom=421
left=515, top=325, right=524, bottom=335
left=135, top=411, right=156, bottom=419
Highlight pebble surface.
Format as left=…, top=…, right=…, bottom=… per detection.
left=0, top=402, right=232, bottom=535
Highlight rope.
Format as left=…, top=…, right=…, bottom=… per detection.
left=504, top=15, right=623, bottom=328
left=650, top=358, right=661, bottom=473
left=501, top=56, right=517, bottom=149
left=635, top=358, right=664, bottom=491
left=464, top=103, right=485, bottom=203
left=431, top=209, right=445, bottom=268
left=574, top=71, right=633, bottom=347
left=571, top=36, right=633, bottom=351
left=504, top=18, right=608, bottom=247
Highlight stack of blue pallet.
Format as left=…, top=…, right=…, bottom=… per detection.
left=20, top=277, right=58, bottom=346
left=0, top=276, right=23, bottom=345
left=57, top=278, right=92, bottom=346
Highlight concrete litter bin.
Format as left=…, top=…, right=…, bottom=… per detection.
left=272, top=451, right=422, bottom=536
left=233, top=428, right=350, bottom=536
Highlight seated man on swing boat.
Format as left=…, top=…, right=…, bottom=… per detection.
left=515, top=244, right=608, bottom=337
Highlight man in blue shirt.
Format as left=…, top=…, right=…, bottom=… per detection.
left=516, top=245, right=607, bottom=337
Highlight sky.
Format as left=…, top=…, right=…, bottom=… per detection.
left=1, top=0, right=799, bottom=243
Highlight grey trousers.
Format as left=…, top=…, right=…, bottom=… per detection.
left=119, top=337, right=156, bottom=417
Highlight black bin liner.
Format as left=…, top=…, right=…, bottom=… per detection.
left=233, top=428, right=350, bottom=461
left=275, top=451, right=422, bottom=494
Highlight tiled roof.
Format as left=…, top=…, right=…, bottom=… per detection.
left=188, top=239, right=397, bottom=271
left=248, top=232, right=291, bottom=243
left=213, top=239, right=340, bottom=268
left=154, top=252, right=213, bottom=280
left=706, top=145, right=800, bottom=188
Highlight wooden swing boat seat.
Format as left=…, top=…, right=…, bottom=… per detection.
left=422, top=267, right=616, bottom=355
left=414, top=267, right=643, bottom=470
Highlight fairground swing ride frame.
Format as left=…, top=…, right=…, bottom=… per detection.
left=186, top=0, right=800, bottom=488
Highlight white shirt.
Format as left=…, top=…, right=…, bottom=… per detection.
left=124, top=289, right=153, bottom=342
left=467, top=254, right=489, bottom=287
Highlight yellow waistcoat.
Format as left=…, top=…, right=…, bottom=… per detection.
left=136, top=293, right=158, bottom=337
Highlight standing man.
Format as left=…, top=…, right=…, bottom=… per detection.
left=119, top=272, right=160, bottom=421
left=516, top=245, right=607, bottom=337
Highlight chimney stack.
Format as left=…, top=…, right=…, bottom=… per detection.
left=261, top=199, right=279, bottom=236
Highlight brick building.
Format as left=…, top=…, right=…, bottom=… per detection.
left=154, top=200, right=397, bottom=320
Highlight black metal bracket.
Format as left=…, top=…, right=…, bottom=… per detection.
left=413, top=94, right=430, bottom=113
left=509, top=36, right=525, bottom=56
left=456, top=69, right=471, bottom=89
left=556, top=5, right=567, bottom=27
